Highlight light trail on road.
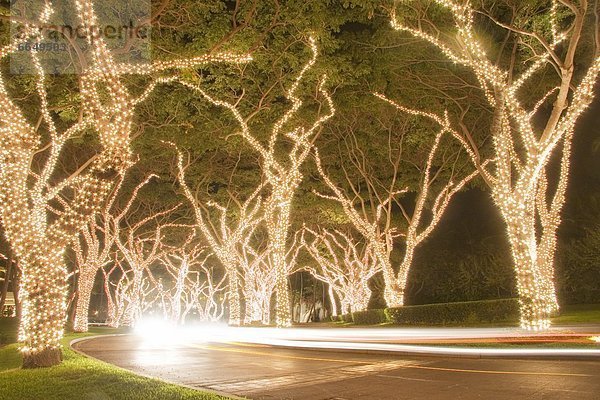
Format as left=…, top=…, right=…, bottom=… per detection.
left=132, top=319, right=600, bottom=359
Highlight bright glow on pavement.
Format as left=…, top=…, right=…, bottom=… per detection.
left=132, top=322, right=600, bottom=358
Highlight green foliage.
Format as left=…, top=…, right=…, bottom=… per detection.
left=340, top=313, right=354, bottom=323
left=385, top=298, right=520, bottom=325
left=351, top=309, right=386, bottom=325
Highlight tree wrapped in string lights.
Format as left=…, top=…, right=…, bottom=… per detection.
left=314, top=119, right=483, bottom=308
left=176, top=37, right=335, bottom=327
left=157, top=230, right=227, bottom=324
left=72, top=174, right=158, bottom=332
left=0, top=0, right=250, bottom=367
left=114, top=206, right=180, bottom=327
left=301, top=227, right=380, bottom=315
left=386, top=0, right=600, bottom=329
left=171, top=150, right=263, bottom=326
left=239, top=231, right=302, bottom=325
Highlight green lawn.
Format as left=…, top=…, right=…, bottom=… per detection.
left=552, top=304, right=600, bottom=325
left=0, top=326, right=235, bottom=400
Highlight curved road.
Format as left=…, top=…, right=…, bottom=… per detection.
left=73, top=334, right=600, bottom=400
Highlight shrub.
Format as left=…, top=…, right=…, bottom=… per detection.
left=340, top=313, right=354, bottom=323
left=352, top=309, right=387, bottom=325
left=385, top=298, right=520, bottom=325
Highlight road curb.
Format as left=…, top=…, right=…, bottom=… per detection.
left=70, top=335, right=247, bottom=400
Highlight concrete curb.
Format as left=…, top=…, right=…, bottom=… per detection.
left=70, top=335, right=247, bottom=400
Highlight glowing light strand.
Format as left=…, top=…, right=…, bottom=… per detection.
left=176, top=37, right=335, bottom=327
left=388, top=0, right=600, bottom=329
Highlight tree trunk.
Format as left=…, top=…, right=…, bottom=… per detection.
left=14, top=264, right=22, bottom=322
left=269, top=206, right=292, bottom=327
left=227, top=268, right=241, bottom=326
left=20, top=249, right=67, bottom=368
left=73, top=268, right=98, bottom=332
left=392, top=244, right=416, bottom=308
left=505, top=216, right=553, bottom=330
left=22, top=347, right=63, bottom=369
left=243, top=287, right=263, bottom=324
left=380, top=255, right=402, bottom=308
left=121, top=270, right=143, bottom=327
left=261, top=292, right=271, bottom=325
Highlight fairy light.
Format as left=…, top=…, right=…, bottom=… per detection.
left=176, top=37, right=335, bottom=327
left=314, top=107, right=484, bottom=308
left=0, top=0, right=250, bottom=366
left=388, top=0, right=600, bottom=329
left=157, top=232, right=227, bottom=324
left=171, top=143, right=264, bottom=326
left=301, top=227, right=380, bottom=315
left=72, top=174, right=157, bottom=332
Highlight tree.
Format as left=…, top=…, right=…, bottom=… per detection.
left=0, top=0, right=250, bottom=366
left=301, top=227, right=380, bottom=315
left=175, top=37, right=335, bottom=326
left=72, top=173, right=156, bottom=332
left=386, top=0, right=600, bottom=329
left=314, top=109, right=484, bottom=307
left=0, top=1, right=136, bottom=367
left=171, top=152, right=264, bottom=325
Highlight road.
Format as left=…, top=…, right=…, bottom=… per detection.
left=73, top=334, right=600, bottom=400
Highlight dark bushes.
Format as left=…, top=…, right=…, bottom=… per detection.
left=384, top=298, right=520, bottom=325
left=352, top=309, right=387, bottom=325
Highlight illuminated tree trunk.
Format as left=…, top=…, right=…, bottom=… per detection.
left=103, top=273, right=117, bottom=328
left=261, top=296, right=271, bottom=325
left=380, top=257, right=402, bottom=308
left=227, top=266, right=241, bottom=326
left=72, top=267, right=98, bottom=332
left=500, top=191, right=558, bottom=329
left=243, top=290, right=257, bottom=324
left=268, top=204, right=292, bottom=327
left=20, top=249, right=67, bottom=368
left=392, top=244, right=417, bottom=308
left=121, top=270, right=143, bottom=327
left=505, top=220, right=553, bottom=329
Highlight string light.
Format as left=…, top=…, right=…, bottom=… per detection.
left=175, top=37, right=335, bottom=327
left=72, top=174, right=157, bottom=332
left=0, top=0, right=250, bottom=366
left=314, top=115, right=484, bottom=308
left=301, top=227, right=380, bottom=315
left=388, top=0, right=600, bottom=329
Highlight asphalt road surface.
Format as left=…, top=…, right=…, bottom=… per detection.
left=73, top=335, right=600, bottom=400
